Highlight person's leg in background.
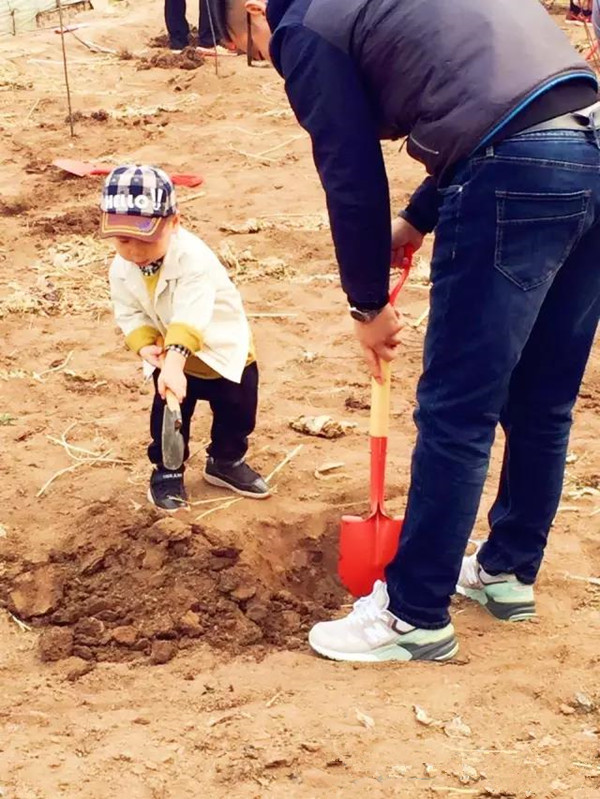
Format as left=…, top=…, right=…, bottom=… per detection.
left=164, top=0, right=190, bottom=50
left=197, top=0, right=214, bottom=48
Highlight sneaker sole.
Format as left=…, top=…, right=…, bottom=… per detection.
left=203, top=472, right=271, bottom=500
left=147, top=488, right=188, bottom=512
left=457, top=586, right=536, bottom=622
left=308, top=633, right=459, bottom=663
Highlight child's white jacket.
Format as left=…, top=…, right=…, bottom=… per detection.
left=109, top=227, right=250, bottom=383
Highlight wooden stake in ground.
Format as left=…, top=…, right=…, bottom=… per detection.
left=56, top=0, right=75, bottom=137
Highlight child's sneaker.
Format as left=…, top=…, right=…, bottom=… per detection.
left=456, top=552, right=536, bottom=622
left=148, top=467, right=188, bottom=511
left=308, top=581, right=458, bottom=663
left=203, top=456, right=270, bottom=499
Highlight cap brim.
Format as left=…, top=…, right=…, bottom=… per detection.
left=100, top=213, right=169, bottom=242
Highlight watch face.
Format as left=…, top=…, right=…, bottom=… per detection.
left=350, top=307, right=377, bottom=322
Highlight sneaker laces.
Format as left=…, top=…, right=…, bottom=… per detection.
left=349, top=581, right=389, bottom=626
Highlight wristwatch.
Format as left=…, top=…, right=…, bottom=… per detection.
left=349, top=304, right=386, bottom=323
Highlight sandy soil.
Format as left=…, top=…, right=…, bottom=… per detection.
left=0, top=3, right=599, bottom=797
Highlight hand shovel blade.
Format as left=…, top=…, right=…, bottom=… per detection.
left=162, top=403, right=184, bottom=471
left=339, top=510, right=403, bottom=597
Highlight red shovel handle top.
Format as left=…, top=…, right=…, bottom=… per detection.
left=389, top=245, right=415, bottom=306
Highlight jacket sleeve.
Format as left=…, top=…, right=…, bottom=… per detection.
left=399, top=176, right=440, bottom=235
left=109, top=269, right=159, bottom=354
left=275, top=24, right=391, bottom=309
left=164, top=266, right=216, bottom=353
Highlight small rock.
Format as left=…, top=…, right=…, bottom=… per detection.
left=559, top=703, right=576, bottom=716
left=281, top=610, right=301, bottom=633
left=550, top=779, right=569, bottom=792
left=10, top=565, right=66, bottom=617
left=149, top=639, right=178, bottom=665
left=456, top=765, right=480, bottom=784
left=133, top=717, right=151, bottom=725
left=74, top=617, right=106, bottom=645
left=178, top=610, right=203, bottom=637
left=413, top=705, right=437, bottom=726
left=142, top=613, right=176, bottom=639
left=72, top=645, right=95, bottom=661
left=300, top=741, right=321, bottom=753
left=147, top=517, right=191, bottom=543
left=263, top=750, right=295, bottom=769
left=142, top=547, right=166, bottom=570
left=38, top=627, right=73, bottom=662
left=218, top=571, right=240, bottom=593
left=424, top=763, right=437, bottom=778
left=231, top=584, right=257, bottom=602
left=537, top=735, right=560, bottom=749
left=112, top=626, right=138, bottom=646
left=574, top=693, right=595, bottom=713
left=444, top=716, right=472, bottom=738
left=245, top=601, right=268, bottom=623
left=65, top=657, right=95, bottom=681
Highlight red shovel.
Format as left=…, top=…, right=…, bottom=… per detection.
left=338, top=248, right=414, bottom=597
left=52, top=159, right=204, bottom=188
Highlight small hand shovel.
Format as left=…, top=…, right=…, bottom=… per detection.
left=52, top=158, right=204, bottom=188
left=156, top=342, right=185, bottom=471
left=338, top=250, right=414, bottom=597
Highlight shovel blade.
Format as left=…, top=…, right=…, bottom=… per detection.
left=161, top=406, right=184, bottom=471
left=338, top=512, right=403, bottom=597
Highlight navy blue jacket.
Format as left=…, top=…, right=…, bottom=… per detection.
left=268, top=0, right=596, bottom=308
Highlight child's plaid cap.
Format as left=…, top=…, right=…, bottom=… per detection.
left=100, top=164, right=177, bottom=241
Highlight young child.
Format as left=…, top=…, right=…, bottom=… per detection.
left=101, top=164, right=269, bottom=510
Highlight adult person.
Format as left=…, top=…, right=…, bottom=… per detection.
left=215, top=0, right=600, bottom=663
left=164, top=0, right=235, bottom=53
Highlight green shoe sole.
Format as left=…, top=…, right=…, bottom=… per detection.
left=309, top=629, right=459, bottom=663
left=459, top=586, right=536, bottom=622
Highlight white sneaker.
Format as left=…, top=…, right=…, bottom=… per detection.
left=308, top=581, right=458, bottom=663
left=456, top=552, right=536, bottom=622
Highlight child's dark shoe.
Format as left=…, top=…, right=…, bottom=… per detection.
left=203, top=457, right=270, bottom=499
left=148, top=467, right=188, bottom=511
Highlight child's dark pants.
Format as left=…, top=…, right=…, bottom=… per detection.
left=148, top=363, right=259, bottom=467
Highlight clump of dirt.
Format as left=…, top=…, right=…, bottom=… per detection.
left=138, top=48, right=205, bottom=71
left=35, top=206, right=101, bottom=236
left=0, top=196, right=33, bottom=215
left=0, top=503, right=344, bottom=665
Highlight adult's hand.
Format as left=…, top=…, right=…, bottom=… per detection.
left=354, top=304, right=403, bottom=383
left=391, top=217, right=424, bottom=267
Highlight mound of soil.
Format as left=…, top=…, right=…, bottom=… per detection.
left=138, top=48, right=205, bottom=71
left=0, top=503, right=344, bottom=665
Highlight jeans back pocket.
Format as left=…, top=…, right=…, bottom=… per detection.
left=495, top=190, right=591, bottom=290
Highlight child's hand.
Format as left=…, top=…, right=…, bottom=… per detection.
left=158, top=365, right=187, bottom=403
left=139, top=344, right=163, bottom=369
left=158, top=348, right=188, bottom=402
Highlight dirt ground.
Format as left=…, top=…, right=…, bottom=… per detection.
left=0, top=2, right=599, bottom=797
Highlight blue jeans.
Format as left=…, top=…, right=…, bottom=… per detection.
left=385, top=129, right=600, bottom=629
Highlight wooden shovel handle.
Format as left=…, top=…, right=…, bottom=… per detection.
left=368, top=247, right=414, bottom=438
left=369, top=361, right=392, bottom=437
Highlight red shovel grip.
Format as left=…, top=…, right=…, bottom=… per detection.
left=389, top=244, right=415, bottom=306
